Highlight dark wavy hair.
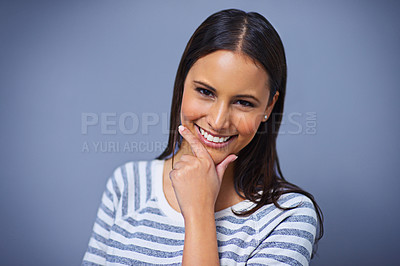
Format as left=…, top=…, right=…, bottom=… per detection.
left=157, top=8, right=323, bottom=254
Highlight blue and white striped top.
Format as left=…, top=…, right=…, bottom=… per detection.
left=82, top=160, right=317, bottom=265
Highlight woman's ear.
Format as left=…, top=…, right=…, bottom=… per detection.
left=262, top=91, right=279, bottom=122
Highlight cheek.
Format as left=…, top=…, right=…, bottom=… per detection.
left=180, top=93, right=207, bottom=122
left=233, top=113, right=262, bottom=136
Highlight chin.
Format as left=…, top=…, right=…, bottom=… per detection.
left=209, top=153, right=224, bottom=165
left=206, top=149, right=233, bottom=165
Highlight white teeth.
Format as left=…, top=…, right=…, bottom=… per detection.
left=198, top=126, right=231, bottom=143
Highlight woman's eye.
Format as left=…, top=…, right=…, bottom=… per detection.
left=196, top=87, right=214, bottom=97
left=236, top=100, right=254, bottom=107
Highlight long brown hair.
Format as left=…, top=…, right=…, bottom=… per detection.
left=157, top=8, right=323, bottom=253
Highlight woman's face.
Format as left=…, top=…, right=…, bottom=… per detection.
left=180, top=50, right=278, bottom=164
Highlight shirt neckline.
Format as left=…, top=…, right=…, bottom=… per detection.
left=152, top=159, right=255, bottom=222
left=153, top=159, right=184, bottom=223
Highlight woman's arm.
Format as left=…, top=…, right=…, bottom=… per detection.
left=182, top=210, right=220, bottom=265
left=169, top=126, right=237, bottom=265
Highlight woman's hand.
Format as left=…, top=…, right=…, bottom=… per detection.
left=169, top=125, right=237, bottom=219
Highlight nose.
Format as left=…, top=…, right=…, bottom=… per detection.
left=207, top=101, right=230, bottom=132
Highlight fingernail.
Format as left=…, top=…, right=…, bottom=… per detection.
left=233, top=155, right=238, bottom=161
left=178, top=125, right=184, bottom=132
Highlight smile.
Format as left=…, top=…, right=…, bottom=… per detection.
left=195, top=124, right=237, bottom=148
left=199, top=127, right=231, bottom=143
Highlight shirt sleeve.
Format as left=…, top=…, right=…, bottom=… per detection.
left=246, top=194, right=318, bottom=266
left=82, top=174, right=121, bottom=265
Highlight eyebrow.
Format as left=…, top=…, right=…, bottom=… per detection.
left=194, top=80, right=217, bottom=93
left=193, top=80, right=261, bottom=104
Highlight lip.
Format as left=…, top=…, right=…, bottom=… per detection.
left=194, top=124, right=237, bottom=149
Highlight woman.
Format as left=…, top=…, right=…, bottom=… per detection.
left=83, top=8, right=323, bottom=265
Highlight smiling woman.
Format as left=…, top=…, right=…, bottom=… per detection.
left=83, top=8, right=323, bottom=266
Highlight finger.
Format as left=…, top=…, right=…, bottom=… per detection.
left=172, top=161, right=185, bottom=170
left=215, top=154, right=238, bottom=180
left=178, top=125, right=210, bottom=159
left=179, top=154, right=193, bottom=162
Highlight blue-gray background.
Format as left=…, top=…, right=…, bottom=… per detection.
left=1, top=0, right=399, bottom=265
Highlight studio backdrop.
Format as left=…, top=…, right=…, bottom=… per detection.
left=0, top=0, right=399, bottom=265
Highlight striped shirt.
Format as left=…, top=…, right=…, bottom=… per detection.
left=82, top=160, right=317, bottom=265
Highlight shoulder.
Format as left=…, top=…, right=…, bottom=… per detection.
left=245, top=193, right=318, bottom=264
left=107, top=160, right=163, bottom=200
left=253, top=193, right=316, bottom=221
left=110, top=159, right=162, bottom=181
left=106, top=159, right=164, bottom=214
left=253, top=192, right=318, bottom=241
